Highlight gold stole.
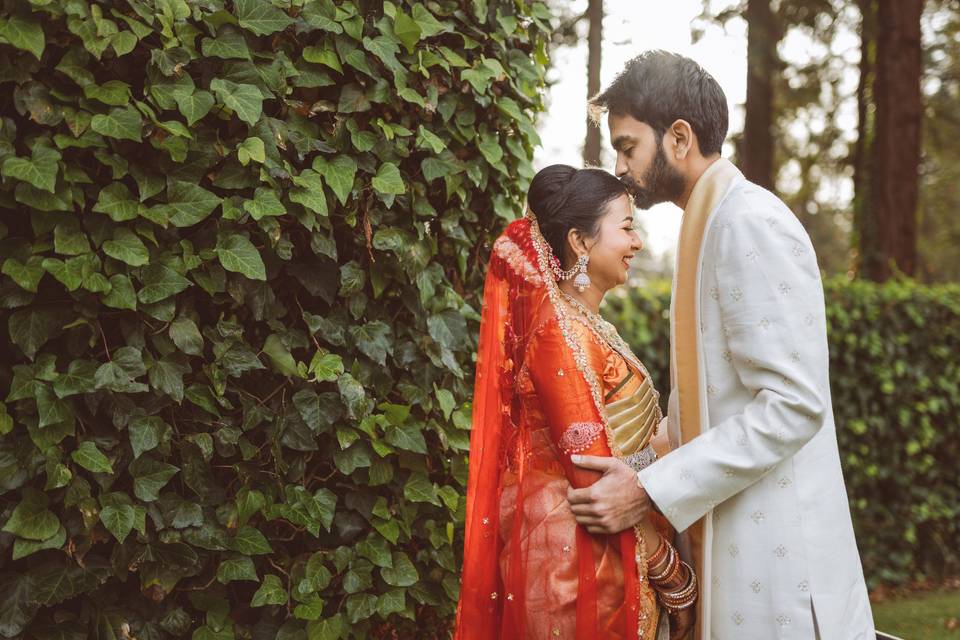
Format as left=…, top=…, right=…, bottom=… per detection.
left=671, top=158, right=740, bottom=640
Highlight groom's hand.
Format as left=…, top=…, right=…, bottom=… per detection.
left=567, top=455, right=651, bottom=534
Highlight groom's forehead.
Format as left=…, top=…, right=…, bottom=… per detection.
left=608, top=113, right=654, bottom=147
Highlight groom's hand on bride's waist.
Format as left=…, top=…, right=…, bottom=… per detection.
left=567, top=455, right=651, bottom=535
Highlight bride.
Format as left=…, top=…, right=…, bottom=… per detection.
left=454, top=164, right=696, bottom=639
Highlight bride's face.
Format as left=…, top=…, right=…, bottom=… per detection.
left=580, top=193, right=643, bottom=289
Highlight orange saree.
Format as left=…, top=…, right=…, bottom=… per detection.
left=455, top=214, right=671, bottom=639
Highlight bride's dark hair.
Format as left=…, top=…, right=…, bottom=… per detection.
left=526, top=164, right=629, bottom=266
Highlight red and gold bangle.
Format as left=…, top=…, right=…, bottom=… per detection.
left=648, top=545, right=677, bottom=582
left=647, top=537, right=669, bottom=569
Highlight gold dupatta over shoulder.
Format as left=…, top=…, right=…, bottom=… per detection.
left=670, top=158, right=741, bottom=640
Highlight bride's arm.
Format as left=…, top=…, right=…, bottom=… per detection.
left=526, top=319, right=665, bottom=546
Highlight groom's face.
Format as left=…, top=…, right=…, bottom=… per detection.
left=608, top=113, right=685, bottom=210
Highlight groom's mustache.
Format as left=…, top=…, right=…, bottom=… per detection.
left=619, top=174, right=657, bottom=209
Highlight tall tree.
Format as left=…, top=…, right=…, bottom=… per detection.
left=583, top=0, right=603, bottom=166
left=742, top=0, right=778, bottom=188
left=859, top=0, right=924, bottom=280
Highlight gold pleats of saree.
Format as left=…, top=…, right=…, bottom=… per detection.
left=606, top=373, right=660, bottom=460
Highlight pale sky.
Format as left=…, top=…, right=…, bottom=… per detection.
left=533, top=0, right=749, bottom=261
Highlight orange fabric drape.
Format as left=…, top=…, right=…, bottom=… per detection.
left=454, top=217, right=661, bottom=639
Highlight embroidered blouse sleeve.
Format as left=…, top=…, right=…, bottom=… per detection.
left=525, top=317, right=614, bottom=489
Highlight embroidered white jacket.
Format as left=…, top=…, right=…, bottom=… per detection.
left=638, top=175, right=875, bottom=640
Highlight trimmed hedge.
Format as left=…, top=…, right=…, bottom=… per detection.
left=604, top=277, right=960, bottom=589
left=0, top=0, right=549, bottom=638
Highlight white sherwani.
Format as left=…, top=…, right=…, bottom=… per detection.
left=638, top=161, right=875, bottom=640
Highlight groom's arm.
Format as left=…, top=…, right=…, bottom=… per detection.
left=638, top=200, right=829, bottom=533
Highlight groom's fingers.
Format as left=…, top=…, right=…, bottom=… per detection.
left=569, top=454, right=615, bottom=472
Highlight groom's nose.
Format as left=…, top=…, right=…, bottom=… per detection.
left=614, top=152, right=628, bottom=178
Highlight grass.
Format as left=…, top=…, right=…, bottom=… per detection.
left=872, top=588, right=960, bottom=639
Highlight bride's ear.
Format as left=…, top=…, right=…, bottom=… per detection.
left=565, top=228, right=590, bottom=263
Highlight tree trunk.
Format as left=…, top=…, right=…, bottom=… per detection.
left=583, top=0, right=603, bottom=167
left=742, top=0, right=777, bottom=189
left=861, top=0, right=923, bottom=280
left=852, top=0, right=876, bottom=276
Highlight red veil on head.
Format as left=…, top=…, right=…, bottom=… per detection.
left=454, top=215, right=658, bottom=639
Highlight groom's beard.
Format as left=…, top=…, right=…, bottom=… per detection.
left=621, top=144, right=686, bottom=210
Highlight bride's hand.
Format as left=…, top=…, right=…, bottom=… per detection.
left=668, top=607, right=694, bottom=640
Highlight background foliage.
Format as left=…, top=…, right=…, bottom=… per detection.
left=0, top=0, right=549, bottom=637
left=605, top=277, right=960, bottom=589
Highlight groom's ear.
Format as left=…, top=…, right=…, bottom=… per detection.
left=668, top=119, right=696, bottom=160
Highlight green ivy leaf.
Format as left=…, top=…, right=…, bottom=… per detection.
left=90, top=105, right=142, bottom=142
left=9, top=307, right=63, bottom=361
left=237, top=136, right=265, bottom=165
left=379, top=552, right=419, bottom=587
left=2, top=492, right=60, bottom=541
left=168, top=317, right=203, bottom=356
left=92, top=183, right=139, bottom=221
left=174, top=90, right=215, bottom=127
left=129, top=415, right=166, bottom=459
left=138, top=263, right=192, bottom=304
left=102, top=228, right=149, bottom=266
left=263, top=334, right=298, bottom=376
left=217, top=233, right=266, bottom=280
left=0, top=13, right=45, bottom=60
left=234, top=0, right=294, bottom=36
left=229, top=525, right=273, bottom=555
left=243, top=187, right=286, bottom=220
left=130, top=456, right=179, bottom=502
left=217, top=554, right=259, bottom=583
left=371, top=162, right=406, bottom=195
left=165, top=180, right=223, bottom=227
left=2, top=256, right=45, bottom=292
left=83, top=80, right=132, bottom=106
left=250, top=574, right=287, bottom=607
left=393, top=11, right=421, bottom=54
left=99, top=501, right=135, bottom=543
left=1, top=146, right=59, bottom=193
left=312, top=156, right=356, bottom=206
left=102, top=274, right=137, bottom=310
left=12, top=525, right=66, bottom=560
left=210, top=78, right=264, bottom=125
left=71, top=441, right=113, bottom=474
left=307, top=352, right=343, bottom=383
left=306, top=615, right=344, bottom=640
left=201, top=29, right=251, bottom=61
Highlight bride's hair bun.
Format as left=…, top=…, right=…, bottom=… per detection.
left=526, top=164, right=628, bottom=264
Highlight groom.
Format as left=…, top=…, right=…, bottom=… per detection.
left=567, top=51, right=875, bottom=639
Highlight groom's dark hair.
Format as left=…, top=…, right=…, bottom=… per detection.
left=589, top=50, right=728, bottom=156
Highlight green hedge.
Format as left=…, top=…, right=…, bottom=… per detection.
left=604, top=277, right=960, bottom=588
left=0, top=0, right=549, bottom=637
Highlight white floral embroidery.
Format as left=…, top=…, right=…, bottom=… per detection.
left=750, top=580, right=762, bottom=593
left=732, top=612, right=744, bottom=626
left=730, top=286, right=744, bottom=302
left=778, top=281, right=792, bottom=295
left=558, top=421, right=604, bottom=455
left=774, top=545, right=788, bottom=558
left=750, top=510, right=765, bottom=524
